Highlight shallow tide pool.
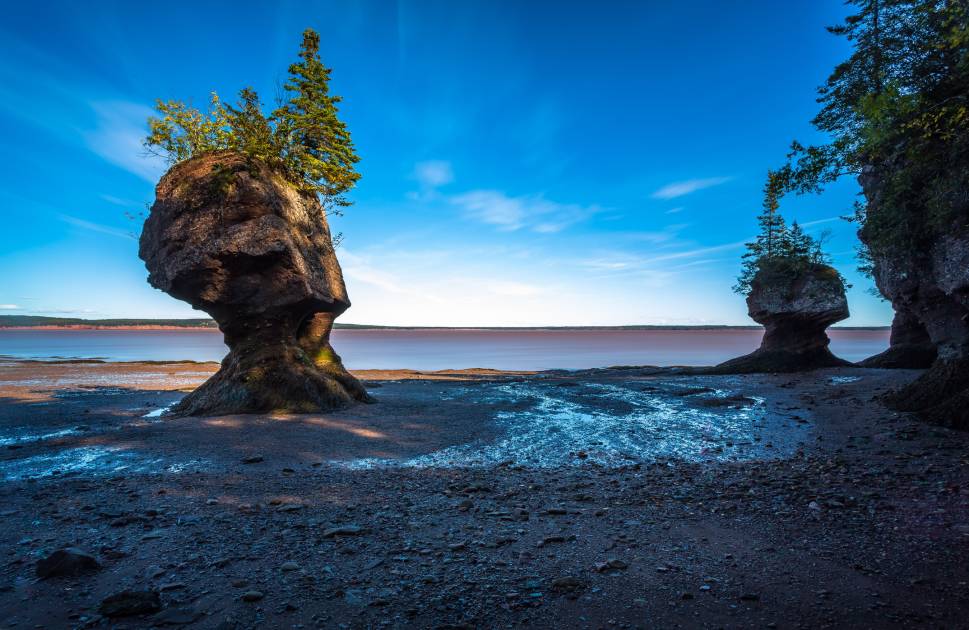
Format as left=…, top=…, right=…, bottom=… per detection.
left=341, top=379, right=799, bottom=469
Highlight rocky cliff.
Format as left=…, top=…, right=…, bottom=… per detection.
left=858, top=166, right=969, bottom=428
left=860, top=234, right=969, bottom=428
left=139, top=152, right=372, bottom=415
left=714, top=264, right=851, bottom=373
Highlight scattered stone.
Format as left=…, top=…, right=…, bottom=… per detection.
left=595, top=559, right=628, bottom=572
left=280, top=561, right=300, bottom=572
left=322, top=525, right=369, bottom=538
left=242, top=591, right=265, bottom=602
left=551, top=576, right=583, bottom=592
left=242, top=455, right=264, bottom=464
left=153, top=607, right=202, bottom=626
left=98, top=590, right=161, bottom=617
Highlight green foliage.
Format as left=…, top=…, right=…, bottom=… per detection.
left=772, top=0, right=969, bottom=267
left=273, top=29, right=360, bottom=205
left=144, top=29, right=360, bottom=209
left=735, top=172, right=841, bottom=295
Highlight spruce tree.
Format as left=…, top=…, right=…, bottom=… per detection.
left=144, top=28, right=361, bottom=210
left=273, top=29, right=360, bottom=207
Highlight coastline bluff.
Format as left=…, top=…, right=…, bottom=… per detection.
left=139, top=151, right=372, bottom=415
left=713, top=265, right=850, bottom=373
left=864, top=231, right=969, bottom=428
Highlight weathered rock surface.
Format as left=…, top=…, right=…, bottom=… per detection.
left=859, top=168, right=969, bottom=429
left=858, top=309, right=936, bottom=369
left=714, top=265, right=851, bottom=373
left=139, top=152, right=372, bottom=415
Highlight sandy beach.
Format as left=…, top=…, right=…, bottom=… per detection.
left=1, top=359, right=967, bottom=628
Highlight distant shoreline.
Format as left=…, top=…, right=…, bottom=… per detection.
left=0, top=325, right=891, bottom=332
left=0, top=314, right=890, bottom=331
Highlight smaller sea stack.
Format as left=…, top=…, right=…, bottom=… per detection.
left=716, top=264, right=850, bottom=373
left=139, top=152, right=372, bottom=416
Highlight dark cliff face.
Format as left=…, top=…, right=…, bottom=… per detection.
left=714, top=265, right=850, bottom=373
left=139, top=152, right=371, bottom=415
left=858, top=169, right=969, bottom=428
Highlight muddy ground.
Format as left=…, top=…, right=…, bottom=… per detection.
left=0, top=359, right=967, bottom=629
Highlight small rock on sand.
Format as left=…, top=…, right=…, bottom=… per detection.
left=98, top=590, right=161, bottom=617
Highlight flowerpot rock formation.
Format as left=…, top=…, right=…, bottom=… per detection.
left=714, top=265, right=851, bottom=373
left=139, top=152, right=373, bottom=415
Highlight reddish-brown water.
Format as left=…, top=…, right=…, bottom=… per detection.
left=0, top=328, right=889, bottom=370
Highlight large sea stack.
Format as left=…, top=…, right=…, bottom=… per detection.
left=715, top=265, right=851, bottom=373
left=139, top=152, right=372, bottom=415
left=859, top=171, right=969, bottom=428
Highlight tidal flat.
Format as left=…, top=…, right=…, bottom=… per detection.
left=1, top=359, right=967, bottom=628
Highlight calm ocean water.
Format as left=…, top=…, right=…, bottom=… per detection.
left=0, top=328, right=889, bottom=370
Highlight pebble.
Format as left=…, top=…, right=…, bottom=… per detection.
left=242, top=590, right=265, bottom=602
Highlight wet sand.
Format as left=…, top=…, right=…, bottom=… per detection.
left=1, top=359, right=968, bottom=628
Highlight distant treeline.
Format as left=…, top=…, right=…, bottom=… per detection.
left=0, top=316, right=888, bottom=331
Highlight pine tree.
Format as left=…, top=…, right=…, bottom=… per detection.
left=225, top=88, right=277, bottom=165
left=734, top=174, right=841, bottom=295
left=273, top=28, right=360, bottom=207
left=144, top=28, right=361, bottom=211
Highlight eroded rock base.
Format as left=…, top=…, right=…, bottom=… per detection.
left=174, top=342, right=372, bottom=416
left=884, top=358, right=969, bottom=429
left=711, top=346, right=851, bottom=374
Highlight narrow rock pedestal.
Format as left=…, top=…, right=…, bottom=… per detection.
left=714, top=265, right=851, bottom=373
left=139, top=152, right=372, bottom=415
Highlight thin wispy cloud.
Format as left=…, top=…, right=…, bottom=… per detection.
left=452, top=189, right=600, bottom=233
left=59, top=214, right=136, bottom=240
left=665, top=206, right=684, bottom=214
left=413, top=160, right=454, bottom=189
left=0, top=304, right=20, bottom=310
left=800, top=216, right=842, bottom=228
left=100, top=194, right=140, bottom=208
left=83, top=101, right=166, bottom=182
left=581, top=238, right=749, bottom=278
left=651, top=177, right=732, bottom=200
left=486, top=280, right=545, bottom=297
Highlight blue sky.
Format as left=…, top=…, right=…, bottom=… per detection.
left=0, top=0, right=893, bottom=326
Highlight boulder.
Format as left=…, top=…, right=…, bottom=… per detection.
left=139, top=152, right=373, bottom=415
left=714, top=264, right=851, bottom=373
left=35, top=547, right=100, bottom=579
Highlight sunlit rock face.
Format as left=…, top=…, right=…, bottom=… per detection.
left=139, top=151, right=372, bottom=415
left=714, top=265, right=850, bottom=373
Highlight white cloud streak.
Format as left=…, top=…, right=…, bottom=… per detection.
left=59, top=214, right=136, bottom=240
left=83, top=101, right=167, bottom=182
left=451, top=189, right=600, bottom=233
left=413, top=160, right=454, bottom=188
left=651, top=177, right=731, bottom=200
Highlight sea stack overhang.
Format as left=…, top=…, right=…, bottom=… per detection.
left=713, top=264, right=851, bottom=373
